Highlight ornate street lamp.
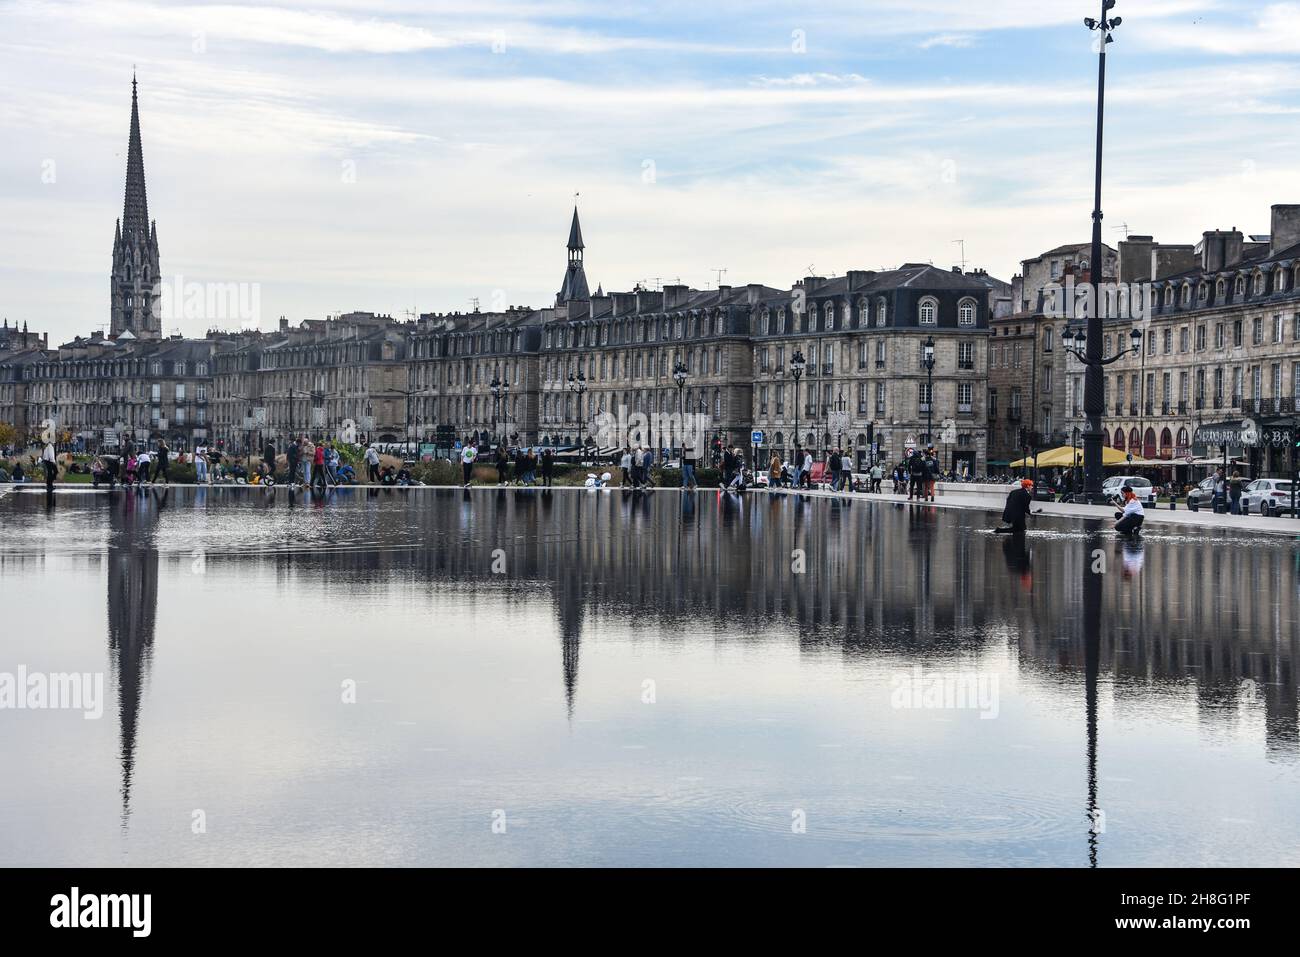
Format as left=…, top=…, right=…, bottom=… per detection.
left=673, top=360, right=688, bottom=463
left=790, top=349, right=806, bottom=453
left=567, top=370, right=587, bottom=445
left=922, top=336, right=936, bottom=447
left=490, top=374, right=502, bottom=447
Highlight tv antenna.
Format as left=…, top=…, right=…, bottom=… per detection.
left=712, top=267, right=727, bottom=287
left=469, top=297, right=480, bottom=312
left=1112, top=222, right=1130, bottom=238
left=953, top=239, right=967, bottom=270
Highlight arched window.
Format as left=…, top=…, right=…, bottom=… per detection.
left=826, top=302, right=837, bottom=330
left=1253, top=271, right=1265, bottom=295
left=876, top=298, right=887, bottom=327
left=1163, top=287, right=1174, bottom=307
left=1143, top=428, right=1157, bottom=458
left=1159, top=427, right=1174, bottom=457
left=858, top=300, right=868, bottom=328
left=1113, top=428, right=1125, bottom=450
left=1176, top=427, right=1190, bottom=452
left=1215, top=279, right=1226, bottom=301
left=1276, top=267, right=1287, bottom=292
left=957, top=298, right=977, bottom=326
left=1235, top=276, right=1246, bottom=298
left=918, top=297, right=938, bottom=325
left=1181, top=284, right=1192, bottom=306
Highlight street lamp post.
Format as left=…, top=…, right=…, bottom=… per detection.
left=673, top=360, right=688, bottom=464
left=922, top=336, right=936, bottom=448
left=790, top=349, right=806, bottom=458
left=567, top=371, right=587, bottom=447
left=1081, top=1, right=1123, bottom=501
left=490, top=375, right=502, bottom=448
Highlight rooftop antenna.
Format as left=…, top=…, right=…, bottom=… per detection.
left=1112, top=222, right=1130, bottom=239
left=712, top=267, right=727, bottom=287
left=469, top=297, right=480, bottom=313
left=953, top=239, right=967, bottom=270
left=807, top=264, right=817, bottom=275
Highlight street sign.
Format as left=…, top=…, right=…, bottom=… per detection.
left=751, top=430, right=764, bottom=446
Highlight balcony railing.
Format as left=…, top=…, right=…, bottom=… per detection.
left=988, top=407, right=999, bottom=420
left=1144, top=402, right=1154, bottom=415
left=1232, top=394, right=1243, bottom=408
left=1114, top=403, right=1124, bottom=417
left=957, top=402, right=973, bottom=414
left=875, top=360, right=887, bottom=370
left=1161, top=401, right=1171, bottom=415
left=957, top=360, right=974, bottom=371
left=919, top=402, right=932, bottom=413
left=1214, top=395, right=1224, bottom=409
left=1177, top=401, right=1188, bottom=414
left=1008, top=408, right=1022, bottom=421
left=1129, top=404, right=1138, bottom=416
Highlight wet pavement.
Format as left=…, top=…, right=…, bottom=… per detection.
left=1, top=484, right=1298, bottom=866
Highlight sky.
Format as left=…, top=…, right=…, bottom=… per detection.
left=4, top=0, right=1300, bottom=343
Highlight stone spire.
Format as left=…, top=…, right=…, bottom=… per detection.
left=557, top=206, right=590, bottom=304
left=110, top=73, right=162, bottom=339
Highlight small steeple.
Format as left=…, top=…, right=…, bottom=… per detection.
left=557, top=205, right=590, bottom=304
left=567, top=206, right=584, bottom=251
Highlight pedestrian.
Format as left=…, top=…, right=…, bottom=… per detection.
left=619, top=447, right=633, bottom=488
left=287, top=438, right=301, bottom=488
left=207, top=444, right=223, bottom=483
left=311, top=441, right=326, bottom=492
left=461, top=443, right=478, bottom=487
left=194, top=443, right=208, bottom=484
left=153, top=440, right=170, bottom=484
left=496, top=445, right=510, bottom=485
left=791, top=446, right=804, bottom=489
left=907, top=451, right=926, bottom=500
left=541, top=447, right=554, bottom=487
left=828, top=449, right=841, bottom=491
left=40, top=439, right=58, bottom=493
left=995, top=479, right=1035, bottom=534
left=263, top=439, right=276, bottom=486
left=841, top=449, right=855, bottom=492
left=682, top=446, right=698, bottom=491
left=925, top=447, right=939, bottom=502
left=870, top=462, right=883, bottom=493
left=769, top=452, right=782, bottom=490
left=364, top=444, right=380, bottom=484
left=801, top=448, right=813, bottom=489
left=325, top=441, right=340, bottom=485
left=1229, top=471, right=1243, bottom=515
left=136, top=447, right=151, bottom=485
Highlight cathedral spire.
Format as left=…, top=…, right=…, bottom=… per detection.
left=111, top=74, right=162, bottom=339
left=122, top=72, right=149, bottom=241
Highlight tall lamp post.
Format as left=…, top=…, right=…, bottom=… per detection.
left=790, top=349, right=806, bottom=455
left=672, top=360, right=688, bottom=464
left=1081, top=1, right=1123, bottom=501
left=567, top=370, right=587, bottom=447
left=490, top=375, right=503, bottom=448
left=922, top=336, right=936, bottom=448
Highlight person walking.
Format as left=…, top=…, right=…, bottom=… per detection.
left=828, top=449, right=841, bottom=492
left=619, top=448, right=633, bottom=488
left=907, top=450, right=927, bottom=501
left=769, top=452, right=782, bottom=490
left=682, top=446, right=698, bottom=491
left=541, top=447, right=554, bottom=487
left=207, top=444, right=223, bottom=484
left=791, top=446, right=803, bottom=490
left=153, top=440, right=170, bottom=484
left=870, top=462, right=883, bottom=494
left=194, top=443, right=208, bottom=484
left=325, top=441, right=340, bottom=486
left=287, top=438, right=301, bottom=488
left=841, top=449, right=855, bottom=493
left=364, top=444, right=380, bottom=484
left=495, top=445, right=510, bottom=485
left=924, top=447, right=939, bottom=502
left=311, top=441, right=326, bottom=492
left=461, top=443, right=478, bottom=487
left=640, top=446, right=655, bottom=488
left=262, top=438, right=276, bottom=485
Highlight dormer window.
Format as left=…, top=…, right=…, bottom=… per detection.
left=1235, top=276, right=1246, bottom=297
left=876, top=298, right=887, bottom=326
left=1254, top=272, right=1265, bottom=296
left=918, top=297, right=938, bottom=325
left=957, top=297, right=977, bottom=326
left=1215, top=278, right=1226, bottom=300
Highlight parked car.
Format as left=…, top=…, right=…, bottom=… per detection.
left=1186, top=476, right=1218, bottom=509
left=1241, top=479, right=1296, bottom=516
left=1101, top=475, right=1157, bottom=506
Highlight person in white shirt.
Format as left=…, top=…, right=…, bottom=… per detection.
left=461, top=444, right=478, bottom=486
left=40, top=441, right=57, bottom=492
left=364, top=446, right=381, bottom=484
left=1115, top=486, right=1145, bottom=535
left=194, top=444, right=208, bottom=484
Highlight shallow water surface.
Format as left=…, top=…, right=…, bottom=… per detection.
left=1, top=484, right=1297, bottom=867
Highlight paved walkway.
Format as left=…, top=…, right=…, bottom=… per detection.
left=8, top=480, right=1297, bottom=538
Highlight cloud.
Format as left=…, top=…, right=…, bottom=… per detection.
left=919, top=34, right=975, bottom=50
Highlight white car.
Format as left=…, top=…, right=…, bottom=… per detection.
left=1241, top=479, right=1295, bottom=516
left=1101, top=475, right=1157, bottom=506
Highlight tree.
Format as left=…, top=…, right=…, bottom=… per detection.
left=0, top=421, right=16, bottom=448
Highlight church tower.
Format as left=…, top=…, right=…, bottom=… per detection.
left=556, top=206, right=590, bottom=305
left=110, top=74, right=162, bottom=339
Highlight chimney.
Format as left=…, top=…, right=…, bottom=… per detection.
left=279, top=315, right=289, bottom=332
left=745, top=283, right=766, bottom=304
left=1199, top=229, right=1244, bottom=272
left=1151, top=244, right=1196, bottom=281
left=1271, top=205, right=1300, bottom=255
left=716, top=285, right=731, bottom=297
left=846, top=270, right=870, bottom=287
left=1117, top=235, right=1155, bottom=284
left=663, top=284, right=690, bottom=309
left=802, top=276, right=824, bottom=293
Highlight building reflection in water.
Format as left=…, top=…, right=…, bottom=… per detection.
left=106, top=489, right=162, bottom=829
left=68, top=486, right=1298, bottom=861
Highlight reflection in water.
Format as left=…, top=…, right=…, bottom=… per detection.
left=107, top=489, right=162, bottom=828
left=1, top=486, right=1298, bottom=866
